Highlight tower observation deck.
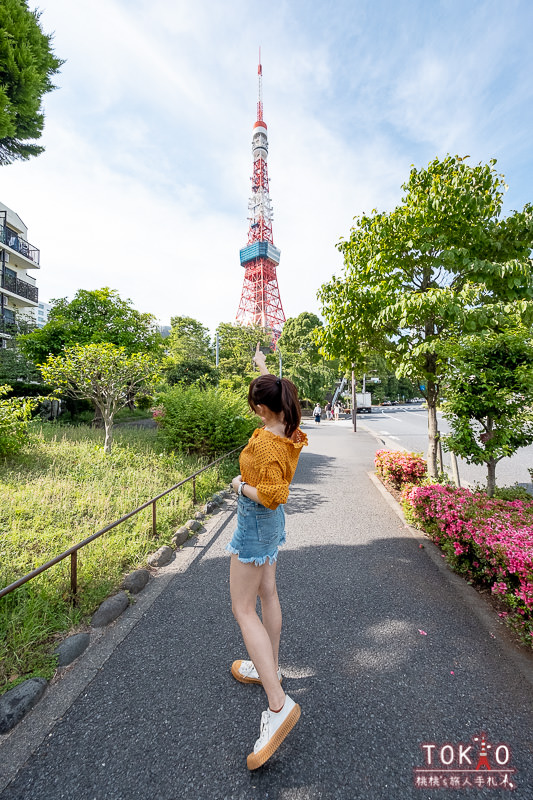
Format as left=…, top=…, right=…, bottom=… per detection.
left=236, top=56, right=285, bottom=337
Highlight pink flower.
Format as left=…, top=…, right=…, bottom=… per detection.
left=399, top=460, right=533, bottom=633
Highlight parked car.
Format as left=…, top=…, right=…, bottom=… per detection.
left=381, top=400, right=392, bottom=406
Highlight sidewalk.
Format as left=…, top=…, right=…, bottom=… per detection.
left=1, top=423, right=533, bottom=799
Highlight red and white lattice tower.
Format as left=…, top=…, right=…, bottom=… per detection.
left=236, top=54, right=285, bottom=338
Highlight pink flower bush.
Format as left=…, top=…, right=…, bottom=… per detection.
left=374, top=449, right=427, bottom=489
left=403, top=482, right=533, bottom=644
left=151, top=406, right=165, bottom=423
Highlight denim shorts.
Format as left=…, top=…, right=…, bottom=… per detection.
left=226, top=494, right=286, bottom=566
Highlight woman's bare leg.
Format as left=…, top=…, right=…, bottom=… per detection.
left=258, top=561, right=282, bottom=671
left=230, top=555, right=285, bottom=711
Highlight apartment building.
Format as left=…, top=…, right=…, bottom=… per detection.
left=36, top=300, right=52, bottom=328
left=0, top=201, right=40, bottom=347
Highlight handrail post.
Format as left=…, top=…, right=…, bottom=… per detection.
left=152, top=500, right=157, bottom=538
left=71, top=551, right=78, bottom=603
left=192, top=476, right=197, bottom=505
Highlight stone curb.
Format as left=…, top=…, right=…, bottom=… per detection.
left=0, top=679, right=47, bottom=736
left=121, top=569, right=150, bottom=594
left=91, top=591, right=130, bottom=627
left=54, top=633, right=91, bottom=668
left=0, top=489, right=236, bottom=739
left=146, top=546, right=174, bottom=568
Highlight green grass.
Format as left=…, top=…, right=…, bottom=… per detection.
left=0, top=422, right=239, bottom=694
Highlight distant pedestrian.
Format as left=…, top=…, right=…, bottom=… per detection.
left=228, top=342, right=308, bottom=770
left=334, top=403, right=340, bottom=421
left=325, top=401, right=332, bottom=420
left=313, top=403, right=322, bottom=424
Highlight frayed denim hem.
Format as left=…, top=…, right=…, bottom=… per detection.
left=225, top=543, right=279, bottom=566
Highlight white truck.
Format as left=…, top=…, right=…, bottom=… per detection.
left=356, top=392, right=372, bottom=413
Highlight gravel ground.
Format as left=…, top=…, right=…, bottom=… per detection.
left=1, top=423, right=533, bottom=800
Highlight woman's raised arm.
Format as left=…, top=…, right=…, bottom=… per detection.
left=253, top=342, right=270, bottom=376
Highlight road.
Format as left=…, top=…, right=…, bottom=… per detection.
left=353, top=404, right=533, bottom=490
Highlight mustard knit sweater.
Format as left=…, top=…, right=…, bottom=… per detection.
left=240, top=427, right=308, bottom=510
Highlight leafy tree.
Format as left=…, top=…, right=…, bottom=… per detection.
left=164, top=358, right=218, bottom=389
left=17, top=288, right=162, bottom=363
left=40, top=343, right=158, bottom=454
left=0, top=345, right=41, bottom=384
left=166, top=316, right=212, bottom=363
left=162, top=315, right=216, bottom=388
left=277, top=313, right=323, bottom=365
left=277, top=312, right=339, bottom=404
left=318, top=156, right=533, bottom=477
left=215, top=322, right=271, bottom=391
left=0, top=384, right=36, bottom=455
left=442, top=330, right=533, bottom=496
left=398, top=376, right=419, bottom=401
left=0, top=0, right=64, bottom=165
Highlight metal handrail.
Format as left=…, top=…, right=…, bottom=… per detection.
left=0, top=444, right=244, bottom=603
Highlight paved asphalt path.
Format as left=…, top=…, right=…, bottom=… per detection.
left=2, top=423, right=533, bottom=799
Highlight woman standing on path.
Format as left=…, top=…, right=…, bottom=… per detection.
left=228, top=343, right=308, bottom=770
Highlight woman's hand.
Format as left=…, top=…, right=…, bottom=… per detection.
left=232, top=474, right=242, bottom=494
left=253, top=342, right=270, bottom=375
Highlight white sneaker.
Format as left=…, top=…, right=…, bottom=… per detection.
left=231, top=659, right=282, bottom=685
left=247, top=695, right=301, bottom=770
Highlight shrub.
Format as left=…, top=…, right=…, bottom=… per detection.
left=0, top=385, right=37, bottom=456
left=374, top=449, right=427, bottom=489
left=403, top=483, right=533, bottom=646
left=156, top=385, right=258, bottom=457
left=491, top=485, right=533, bottom=503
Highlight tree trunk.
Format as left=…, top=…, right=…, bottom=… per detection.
left=427, top=398, right=439, bottom=479
left=103, top=414, right=113, bottom=454
left=486, top=459, right=497, bottom=497
left=423, top=315, right=439, bottom=480
left=425, top=373, right=439, bottom=479
left=485, top=416, right=496, bottom=497
left=92, top=403, right=104, bottom=429
left=126, top=383, right=135, bottom=411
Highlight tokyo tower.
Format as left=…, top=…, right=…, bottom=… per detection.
left=236, top=55, right=285, bottom=337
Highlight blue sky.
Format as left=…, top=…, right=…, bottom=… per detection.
left=2, top=0, right=532, bottom=334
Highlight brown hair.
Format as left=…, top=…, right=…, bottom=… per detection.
left=248, top=375, right=301, bottom=437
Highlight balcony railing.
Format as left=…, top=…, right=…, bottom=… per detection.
left=0, top=317, right=17, bottom=336
left=1, top=272, right=38, bottom=303
left=0, top=224, right=40, bottom=266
